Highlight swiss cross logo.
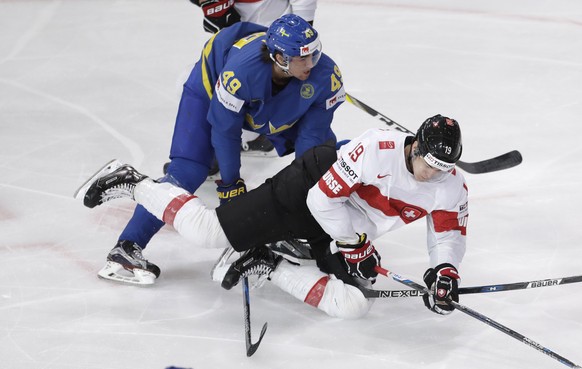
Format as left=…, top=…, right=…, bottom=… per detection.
left=401, top=206, right=422, bottom=220
left=378, top=141, right=395, bottom=150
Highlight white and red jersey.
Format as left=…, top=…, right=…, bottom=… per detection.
left=306, top=128, right=469, bottom=268
left=235, top=0, right=317, bottom=26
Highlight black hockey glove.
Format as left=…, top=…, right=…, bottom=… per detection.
left=336, top=233, right=381, bottom=283
left=422, top=263, right=460, bottom=315
left=216, top=178, right=246, bottom=204
left=194, top=0, right=241, bottom=34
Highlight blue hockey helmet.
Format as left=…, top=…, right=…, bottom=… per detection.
left=266, top=14, right=322, bottom=69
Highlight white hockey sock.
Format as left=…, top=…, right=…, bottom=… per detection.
left=270, top=261, right=373, bottom=319
left=134, top=179, right=192, bottom=222
left=270, top=260, right=329, bottom=306
left=134, top=179, right=231, bottom=249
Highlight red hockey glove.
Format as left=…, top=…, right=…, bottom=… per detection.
left=336, top=233, right=381, bottom=283
left=422, top=263, right=460, bottom=315
left=216, top=178, right=246, bottom=204
left=195, top=0, right=241, bottom=34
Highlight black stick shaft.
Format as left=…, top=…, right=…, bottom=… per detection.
left=375, top=266, right=581, bottom=368
left=362, top=274, right=582, bottom=298
left=242, top=277, right=253, bottom=354
left=346, top=94, right=523, bottom=174
left=460, top=275, right=582, bottom=294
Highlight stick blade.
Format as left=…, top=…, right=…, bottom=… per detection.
left=458, top=150, right=523, bottom=174
left=246, top=322, right=268, bottom=357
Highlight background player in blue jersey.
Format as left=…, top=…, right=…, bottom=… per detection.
left=98, top=14, right=346, bottom=285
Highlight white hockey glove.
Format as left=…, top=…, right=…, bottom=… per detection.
left=422, top=263, right=460, bottom=315
left=336, top=233, right=381, bottom=283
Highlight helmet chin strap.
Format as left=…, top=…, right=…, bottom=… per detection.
left=270, top=53, right=291, bottom=74
left=406, top=144, right=420, bottom=174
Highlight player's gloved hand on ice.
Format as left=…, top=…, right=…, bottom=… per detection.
left=216, top=178, right=246, bottom=204
left=193, top=0, right=241, bottom=34
left=336, top=233, right=381, bottom=283
left=422, top=263, right=460, bottom=315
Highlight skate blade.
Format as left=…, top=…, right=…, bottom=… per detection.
left=249, top=275, right=268, bottom=290
left=211, top=264, right=230, bottom=282
left=206, top=173, right=221, bottom=182
left=97, top=261, right=156, bottom=286
left=210, top=247, right=236, bottom=281
left=271, top=251, right=315, bottom=266
left=241, top=150, right=277, bottom=158
left=73, top=159, right=123, bottom=200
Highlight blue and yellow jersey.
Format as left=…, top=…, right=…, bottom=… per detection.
left=184, top=22, right=345, bottom=184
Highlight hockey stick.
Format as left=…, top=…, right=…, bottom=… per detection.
left=459, top=274, right=582, bottom=294
left=361, top=274, right=582, bottom=298
left=242, top=277, right=268, bottom=357
left=374, top=266, right=581, bottom=368
left=346, top=94, right=523, bottom=174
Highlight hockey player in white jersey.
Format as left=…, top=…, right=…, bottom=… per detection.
left=192, top=0, right=317, bottom=33
left=76, top=115, right=468, bottom=319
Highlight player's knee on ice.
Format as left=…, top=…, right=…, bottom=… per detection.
left=320, top=278, right=373, bottom=319
left=270, top=261, right=372, bottom=319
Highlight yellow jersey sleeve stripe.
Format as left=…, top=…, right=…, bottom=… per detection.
left=201, top=33, right=218, bottom=99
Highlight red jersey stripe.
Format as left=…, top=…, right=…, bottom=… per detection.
left=432, top=210, right=467, bottom=235
left=355, top=185, right=428, bottom=224
left=318, top=166, right=354, bottom=198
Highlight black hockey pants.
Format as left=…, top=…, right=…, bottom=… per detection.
left=216, top=142, right=361, bottom=286
left=216, top=143, right=336, bottom=260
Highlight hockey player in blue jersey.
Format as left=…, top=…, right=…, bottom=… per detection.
left=98, top=14, right=347, bottom=285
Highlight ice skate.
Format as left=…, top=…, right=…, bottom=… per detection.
left=206, top=158, right=220, bottom=181
left=268, top=239, right=314, bottom=265
left=74, top=160, right=147, bottom=208
left=241, top=135, right=276, bottom=157
left=97, top=240, right=161, bottom=285
left=221, top=246, right=282, bottom=290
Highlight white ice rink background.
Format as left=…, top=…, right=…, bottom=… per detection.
left=1, top=0, right=581, bottom=368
